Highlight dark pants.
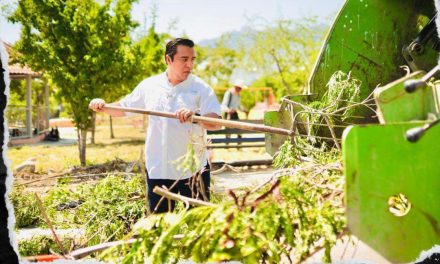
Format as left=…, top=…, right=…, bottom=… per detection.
left=147, top=164, right=211, bottom=213
left=225, top=112, right=239, bottom=120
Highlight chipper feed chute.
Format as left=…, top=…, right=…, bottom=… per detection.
left=264, top=0, right=440, bottom=261
left=343, top=122, right=440, bottom=263
left=341, top=1, right=440, bottom=262
left=264, top=0, right=438, bottom=155
left=344, top=61, right=440, bottom=262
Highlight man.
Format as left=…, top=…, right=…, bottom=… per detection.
left=221, top=79, right=248, bottom=144
left=221, top=79, right=247, bottom=120
left=89, top=38, right=222, bottom=213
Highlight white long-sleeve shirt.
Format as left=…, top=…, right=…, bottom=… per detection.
left=119, top=72, right=221, bottom=180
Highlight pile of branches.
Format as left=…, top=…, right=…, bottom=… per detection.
left=15, top=157, right=144, bottom=187
left=12, top=174, right=147, bottom=257
left=100, top=141, right=345, bottom=263
left=68, top=158, right=142, bottom=175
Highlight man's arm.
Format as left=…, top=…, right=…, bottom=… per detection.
left=89, top=98, right=125, bottom=117
left=175, top=108, right=222, bottom=131
left=200, top=113, right=222, bottom=130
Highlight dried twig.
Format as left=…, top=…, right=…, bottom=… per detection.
left=153, top=186, right=214, bottom=207
left=250, top=179, right=281, bottom=210
left=34, top=193, right=68, bottom=256
left=70, top=238, right=137, bottom=260
left=323, top=115, right=340, bottom=150
left=306, top=228, right=349, bottom=260
left=211, top=164, right=241, bottom=175
left=17, top=172, right=137, bottom=186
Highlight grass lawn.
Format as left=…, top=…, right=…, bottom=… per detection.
left=7, top=122, right=145, bottom=173
left=7, top=114, right=271, bottom=174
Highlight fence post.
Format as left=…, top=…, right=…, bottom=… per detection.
left=26, top=75, right=32, bottom=138
left=44, top=82, right=49, bottom=130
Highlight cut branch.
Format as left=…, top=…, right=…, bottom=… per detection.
left=153, top=186, right=214, bottom=207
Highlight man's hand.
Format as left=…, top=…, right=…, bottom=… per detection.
left=89, top=98, right=106, bottom=112
left=200, top=113, right=222, bottom=130
left=175, top=108, right=194, bottom=123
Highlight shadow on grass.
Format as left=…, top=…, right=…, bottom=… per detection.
left=89, top=139, right=144, bottom=147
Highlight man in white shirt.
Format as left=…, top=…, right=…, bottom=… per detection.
left=89, top=38, right=222, bottom=213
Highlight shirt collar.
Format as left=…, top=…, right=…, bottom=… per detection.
left=163, top=70, right=193, bottom=91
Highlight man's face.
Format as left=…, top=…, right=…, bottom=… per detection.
left=167, top=45, right=195, bottom=82
left=234, top=86, right=242, bottom=93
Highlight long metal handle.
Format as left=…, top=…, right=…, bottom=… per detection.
left=103, top=105, right=293, bottom=136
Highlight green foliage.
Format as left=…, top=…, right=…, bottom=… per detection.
left=9, top=0, right=138, bottom=127
left=109, top=26, right=167, bottom=102
left=133, top=27, right=167, bottom=79
left=10, top=186, right=41, bottom=228
left=6, top=79, right=62, bottom=126
left=9, top=0, right=146, bottom=164
left=101, top=148, right=345, bottom=263
left=195, top=35, right=239, bottom=87
left=238, top=18, right=325, bottom=98
left=174, top=143, right=200, bottom=175
left=197, top=18, right=324, bottom=102
left=273, top=138, right=339, bottom=169
left=311, top=71, right=361, bottom=120
left=18, top=235, right=74, bottom=256
left=306, top=71, right=361, bottom=137
left=8, top=79, right=48, bottom=106
left=42, top=174, right=146, bottom=246
left=214, top=89, right=227, bottom=108
left=273, top=139, right=298, bottom=168
left=240, top=89, right=262, bottom=113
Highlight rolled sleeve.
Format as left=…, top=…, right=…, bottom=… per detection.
left=200, top=88, right=221, bottom=116
left=119, top=81, right=147, bottom=109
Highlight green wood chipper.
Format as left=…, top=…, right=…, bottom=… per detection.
left=264, top=0, right=440, bottom=262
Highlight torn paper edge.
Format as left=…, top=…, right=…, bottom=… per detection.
left=0, top=40, right=19, bottom=257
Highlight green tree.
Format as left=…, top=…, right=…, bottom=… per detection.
left=132, top=27, right=167, bottom=83
left=9, top=0, right=139, bottom=165
left=7, top=79, right=53, bottom=131
left=238, top=18, right=324, bottom=99
left=195, top=34, right=239, bottom=87
left=103, top=26, right=167, bottom=139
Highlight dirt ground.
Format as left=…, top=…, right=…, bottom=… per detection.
left=212, top=167, right=275, bottom=193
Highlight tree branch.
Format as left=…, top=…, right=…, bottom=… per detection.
left=153, top=186, right=214, bottom=207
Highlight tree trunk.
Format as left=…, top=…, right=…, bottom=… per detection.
left=110, top=115, right=115, bottom=139
left=78, top=128, right=87, bottom=166
left=269, top=49, right=292, bottom=93
left=91, top=112, right=96, bottom=144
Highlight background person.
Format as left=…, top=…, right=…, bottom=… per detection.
left=221, top=79, right=248, bottom=144
left=89, top=38, right=222, bottom=213
left=221, top=79, right=248, bottom=120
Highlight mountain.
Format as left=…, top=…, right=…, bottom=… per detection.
left=198, top=30, right=244, bottom=49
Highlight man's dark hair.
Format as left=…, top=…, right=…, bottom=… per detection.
left=165, top=38, right=194, bottom=63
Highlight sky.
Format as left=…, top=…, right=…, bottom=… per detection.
left=0, top=0, right=344, bottom=44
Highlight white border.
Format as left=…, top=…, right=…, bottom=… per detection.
left=0, top=40, right=19, bottom=258
left=413, top=245, right=440, bottom=263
